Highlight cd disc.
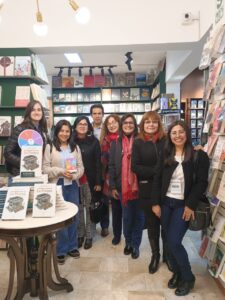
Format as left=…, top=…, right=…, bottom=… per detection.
left=18, top=129, right=43, bottom=148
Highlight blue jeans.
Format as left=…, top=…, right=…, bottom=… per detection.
left=56, top=179, right=79, bottom=256
left=122, top=199, right=145, bottom=250
left=161, top=197, right=194, bottom=281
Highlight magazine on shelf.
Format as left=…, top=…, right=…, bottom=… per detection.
left=14, top=116, right=24, bottom=127
left=111, top=89, right=120, bottom=101
left=102, top=89, right=112, bottom=101
left=0, top=116, right=11, bottom=137
left=140, top=88, right=150, bottom=100
left=210, top=211, right=225, bottom=243
left=84, top=75, right=95, bottom=87
left=160, top=97, right=169, bottom=109
left=15, top=86, right=30, bottom=107
left=211, top=136, right=225, bottom=169
left=208, top=241, right=225, bottom=278
left=135, top=73, right=147, bottom=86
left=32, top=183, right=56, bottom=217
left=130, top=88, right=140, bottom=100
left=20, top=146, right=43, bottom=178
left=62, top=76, right=74, bottom=88
left=0, top=86, right=2, bottom=106
left=125, top=72, right=135, bottom=86
left=30, top=83, right=48, bottom=108
left=217, top=172, right=225, bottom=202
left=1, top=186, right=30, bottom=220
left=94, top=75, right=105, bottom=87
left=74, top=76, right=84, bottom=87
left=120, top=88, right=130, bottom=101
left=115, top=73, right=126, bottom=86
left=0, top=56, right=14, bottom=76
left=52, top=76, right=62, bottom=88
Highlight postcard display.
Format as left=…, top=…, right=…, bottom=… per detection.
left=198, top=24, right=225, bottom=288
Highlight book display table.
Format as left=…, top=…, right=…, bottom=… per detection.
left=0, top=202, right=78, bottom=300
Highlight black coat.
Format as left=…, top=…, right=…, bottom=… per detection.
left=4, top=123, right=48, bottom=176
left=109, top=137, right=122, bottom=192
left=76, top=135, right=102, bottom=193
left=151, top=149, right=209, bottom=210
left=131, top=137, right=165, bottom=207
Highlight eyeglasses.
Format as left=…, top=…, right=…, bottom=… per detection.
left=77, top=123, right=88, bottom=127
left=123, top=121, right=134, bottom=125
left=144, top=120, right=158, bottom=125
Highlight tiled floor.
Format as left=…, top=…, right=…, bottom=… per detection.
left=0, top=228, right=224, bottom=300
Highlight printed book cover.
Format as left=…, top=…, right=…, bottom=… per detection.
left=0, top=56, right=14, bottom=76
left=62, top=76, right=74, bottom=88
left=125, top=72, right=135, bottom=86
left=135, top=73, right=147, bottom=86
left=102, top=89, right=112, bottom=101
left=14, top=56, right=31, bottom=76
left=0, top=116, right=11, bottom=137
left=32, top=183, right=56, bottom=217
left=20, top=146, right=43, bottom=178
left=130, top=88, right=140, bottom=100
left=65, top=157, right=77, bottom=174
left=140, top=88, right=150, bottom=101
left=120, top=88, right=130, bottom=101
left=84, top=75, right=95, bottom=87
left=52, top=76, right=62, bottom=88
left=15, top=86, right=30, bottom=107
left=111, top=89, right=121, bottom=101
left=2, top=186, right=30, bottom=220
left=208, top=242, right=225, bottom=278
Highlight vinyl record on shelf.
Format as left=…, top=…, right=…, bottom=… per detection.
left=18, top=129, right=43, bottom=148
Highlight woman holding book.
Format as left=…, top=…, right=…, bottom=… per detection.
left=100, top=114, right=122, bottom=245
left=73, top=116, right=102, bottom=250
left=43, top=119, right=84, bottom=264
left=109, top=114, right=145, bottom=259
left=4, top=100, right=49, bottom=177
left=131, top=111, right=171, bottom=274
left=151, top=120, right=209, bottom=296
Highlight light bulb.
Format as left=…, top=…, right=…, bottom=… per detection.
left=33, top=22, right=48, bottom=37
left=75, top=6, right=90, bottom=24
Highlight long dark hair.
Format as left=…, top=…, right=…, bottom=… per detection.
left=53, top=120, right=77, bottom=152
left=73, top=116, right=94, bottom=142
left=164, top=120, right=193, bottom=166
left=21, top=100, right=48, bottom=134
left=120, top=114, right=138, bottom=137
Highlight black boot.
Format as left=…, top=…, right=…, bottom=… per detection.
left=148, top=235, right=160, bottom=274
left=168, top=273, right=181, bottom=289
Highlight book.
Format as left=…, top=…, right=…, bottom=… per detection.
left=211, top=136, right=225, bottom=169
left=199, top=235, right=210, bottom=258
left=14, top=56, right=31, bottom=76
left=104, top=75, right=113, bottom=87
left=0, top=116, right=11, bottom=137
left=130, top=88, right=140, bottom=100
left=52, top=76, right=62, bottom=88
left=125, top=72, right=135, bottom=86
left=206, top=134, right=219, bottom=156
left=120, top=88, right=130, bottom=101
left=0, top=86, right=2, bottom=106
left=160, top=97, right=168, bottom=109
left=191, top=99, right=197, bottom=108
left=84, top=75, right=95, bottom=87
left=74, top=76, right=84, bottom=87
left=32, top=183, right=56, bottom=217
left=20, top=146, right=43, bottom=178
left=145, top=103, right=151, bottom=112
left=62, top=76, right=74, bottom=88
left=114, top=73, right=126, bottom=86
left=135, top=73, right=147, bottom=86
left=208, top=62, right=222, bottom=89
left=191, top=120, right=196, bottom=128
left=208, top=241, right=225, bottom=278
left=140, top=88, right=150, bottom=100
left=210, top=211, right=225, bottom=243
left=168, top=97, right=179, bottom=109
left=0, top=56, right=14, bottom=76
left=30, top=83, right=48, bottom=108
left=1, top=186, right=30, bottom=220
left=65, top=157, right=77, bottom=174
left=102, top=89, right=112, bottom=101
left=14, top=116, right=24, bottom=127
left=94, top=75, right=105, bottom=87
left=15, top=86, right=30, bottom=107
left=217, top=172, right=225, bottom=202
left=111, top=89, right=120, bottom=101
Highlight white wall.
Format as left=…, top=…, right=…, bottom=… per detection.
left=0, top=0, right=214, bottom=48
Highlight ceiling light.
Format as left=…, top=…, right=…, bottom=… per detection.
left=69, top=0, right=90, bottom=25
left=33, top=0, right=48, bottom=37
left=58, top=67, right=63, bottom=77
left=78, top=67, right=82, bottom=77
left=64, top=53, right=82, bottom=63
left=68, top=67, right=72, bottom=76
left=125, top=52, right=133, bottom=71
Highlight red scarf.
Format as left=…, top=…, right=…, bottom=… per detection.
left=143, top=132, right=160, bottom=143
left=121, top=134, right=138, bottom=206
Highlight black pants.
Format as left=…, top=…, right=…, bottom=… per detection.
left=111, top=197, right=122, bottom=239
left=143, top=202, right=161, bottom=239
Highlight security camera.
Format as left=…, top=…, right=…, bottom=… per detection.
left=182, top=12, right=193, bottom=24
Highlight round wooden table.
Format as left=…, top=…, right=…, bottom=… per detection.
left=0, top=202, right=78, bottom=300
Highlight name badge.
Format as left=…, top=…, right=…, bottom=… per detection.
left=170, top=180, right=182, bottom=194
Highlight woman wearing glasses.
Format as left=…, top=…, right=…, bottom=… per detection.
left=109, top=114, right=144, bottom=259
left=131, top=111, right=170, bottom=273
left=151, top=120, right=209, bottom=296
left=73, top=116, right=102, bottom=250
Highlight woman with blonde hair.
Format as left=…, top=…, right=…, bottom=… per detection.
left=131, top=111, right=171, bottom=273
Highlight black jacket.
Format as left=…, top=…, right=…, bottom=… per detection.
left=4, top=123, right=48, bottom=176
left=76, top=135, right=102, bottom=193
left=131, top=137, right=165, bottom=206
left=151, top=149, right=209, bottom=210
left=109, top=137, right=122, bottom=192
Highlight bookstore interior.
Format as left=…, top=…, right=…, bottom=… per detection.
left=0, top=0, right=225, bottom=299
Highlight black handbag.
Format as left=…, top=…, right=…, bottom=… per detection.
left=89, top=191, right=108, bottom=224
left=189, top=195, right=211, bottom=231
left=189, top=151, right=211, bottom=231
